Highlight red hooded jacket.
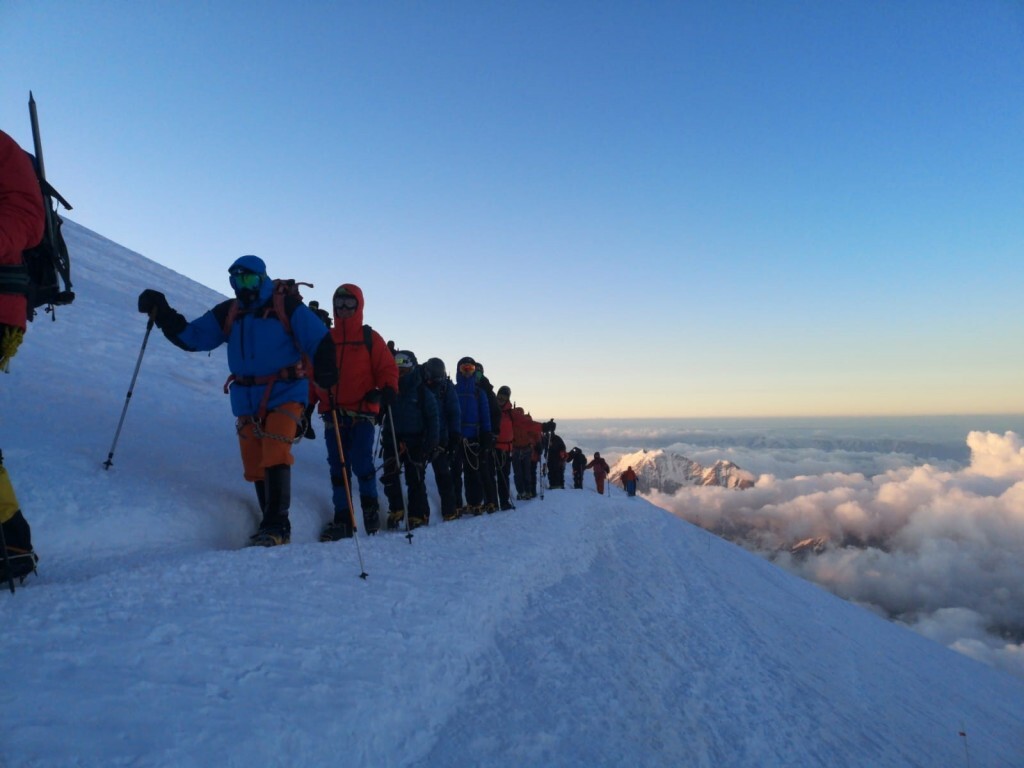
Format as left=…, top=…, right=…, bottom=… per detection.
left=312, top=283, right=398, bottom=415
left=496, top=400, right=514, bottom=452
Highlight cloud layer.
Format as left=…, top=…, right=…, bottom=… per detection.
left=643, top=431, right=1024, bottom=678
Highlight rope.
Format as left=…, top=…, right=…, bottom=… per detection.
left=462, top=438, right=480, bottom=470
left=236, top=408, right=304, bottom=445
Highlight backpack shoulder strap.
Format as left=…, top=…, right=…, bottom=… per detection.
left=272, top=285, right=292, bottom=336
left=217, top=284, right=300, bottom=341
left=362, top=324, right=374, bottom=355
left=218, top=299, right=240, bottom=339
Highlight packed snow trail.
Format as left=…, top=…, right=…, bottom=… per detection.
left=6, top=496, right=1024, bottom=767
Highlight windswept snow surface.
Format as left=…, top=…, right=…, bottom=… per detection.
left=1, top=221, right=1022, bottom=767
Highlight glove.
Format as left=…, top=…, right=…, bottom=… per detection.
left=380, top=386, right=398, bottom=408
left=479, top=431, right=494, bottom=450
left=314, top=365, right=338, bottom=391
left=138, top=289, right=169, bottom=318
left=448, top=435, right=463, bottom=453
left=364, top=388, right=382, bottom=405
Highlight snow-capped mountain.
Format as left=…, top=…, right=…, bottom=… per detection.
left=610, top=448, right=755, bottom=493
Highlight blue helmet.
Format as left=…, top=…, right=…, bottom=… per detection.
left=228, top=255, right=269, bottom=304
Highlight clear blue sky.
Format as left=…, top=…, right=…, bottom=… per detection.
left=3, top=1, right=1021, bottom=418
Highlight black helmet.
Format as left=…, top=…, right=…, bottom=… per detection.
left=423, top=357, right=446, bottom=382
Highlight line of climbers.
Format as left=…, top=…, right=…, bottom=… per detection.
left=134, top=258, right=623, bottom=547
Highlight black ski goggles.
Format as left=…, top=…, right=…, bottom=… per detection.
left=334, top=296, right=358, bottom=311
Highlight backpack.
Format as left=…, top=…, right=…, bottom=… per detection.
left=220, top=279, right=311, bottom=340
left=22, top=202, right=74, bottom=322
left=218, top=279, right=315, bottom=416
left=360, top=324, right=374, bottom=355
left=0, top=94, right=75, bottom=322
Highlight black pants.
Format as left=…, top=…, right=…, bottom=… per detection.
left=459, top=440, right=485, bottom=507
left=430, top=451, right=457, bottom=519
left=382, top=436, right=430, bottom=520
left=481, top=449, right=498, bottom=506
left=512, top=447, right=532, bottom=496
left=548, top=458, right=566, bottom=488
left=494, top=450, right=512, bottom=507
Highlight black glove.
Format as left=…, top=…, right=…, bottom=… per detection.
left=479, top=431, right=494, bottom=450
left=448, top=435, right=463, bottom=453
left=380, top=386, right=398, bottom=408
left=137, top=289, right=189, bottom=340
left=138, top=289, right=169, bottom=318
left=314, top=365, right=338, bottom=391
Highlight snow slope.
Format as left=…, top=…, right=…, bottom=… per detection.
left=0, top=221, right=1022, bottom=767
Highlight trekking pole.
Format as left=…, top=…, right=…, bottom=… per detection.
left=103, top=315, right=155, bottom=469
left=539, top=433, right=549, bottom=502
left=384, top=405, right=413, bottom=544
left=959, top=723, right=971, bottom=768
left=496, top=450, right=516, bottom=510
left=329, top=394, right=368, bottom=580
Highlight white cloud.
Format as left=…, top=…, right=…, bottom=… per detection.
left=649, top=431, right=1024, bottom=678
left=965, top=430, right=1024, bottom=479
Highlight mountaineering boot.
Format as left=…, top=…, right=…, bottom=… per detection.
left=360, top=495, right=381, bottom=535
left=408, top=515, right=427, bottom=530
left=251, top=464, right=291, bottom=547
left=254, top=479, right=267, bottom=514
left=1, top=510, right=38, bottom=582
left=386, top=508, right=405, bottom=531
left=0, top=545, right=37, bottom=583
left=320, top=514, right=354, bottom=542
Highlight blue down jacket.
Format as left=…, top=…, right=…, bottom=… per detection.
left=455, top=370, right=491, bottom=439
left=386, top=365, right=439, bottom=451
left=176, top=277, right=329, bottom=417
